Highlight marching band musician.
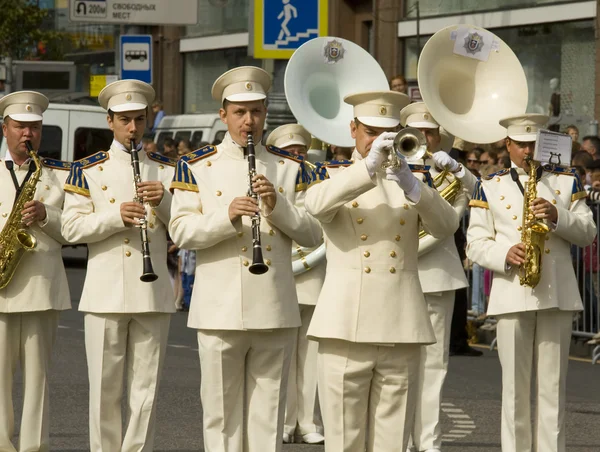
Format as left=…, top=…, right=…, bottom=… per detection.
left=61, top=80, right=176, bottom=451
left=168, top=67, right=321, bottom=452
left=399, top=102, right=476, bottom=452
left=0, top=91, right=71, bottom=452
left=305, top=90, right=459, bottom=452
left=466, top=114, right=596, bottom=452
left=266, top=124, right=325, bottom=445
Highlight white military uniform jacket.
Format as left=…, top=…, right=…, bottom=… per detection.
left=0, top=156, right=71, bottom=313
left=415, top=159, right=477, bottom=293
left=61, top=142, right=176, bottom=313
left=169, top=133, right=322, bottom=330
left=304, top=152, right=460, bottom=344
left=467, top=165, right=596, bottom=315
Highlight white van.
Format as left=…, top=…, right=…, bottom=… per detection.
left=153, top=113, right=227, bottom=151
left=0, top=103, right=112, bottom=162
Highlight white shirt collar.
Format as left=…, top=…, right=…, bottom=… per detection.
left=5, top=150, right=31, bottom=166
left=111, top=139, right=143, bottom=153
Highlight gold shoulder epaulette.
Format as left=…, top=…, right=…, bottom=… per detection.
left=266, top=145, right=303, bottom=163
left=76, top=151, right=109, bottom=169
left=181, top=145, right=217, bottom=164
left=147, top=151, right=176, bottom=167
left=483, top=168, right=510, bottom=180
left=41, top=157, right=72, bottom=171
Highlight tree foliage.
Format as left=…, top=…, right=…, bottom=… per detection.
left=0, top=0, right=69, bottom=60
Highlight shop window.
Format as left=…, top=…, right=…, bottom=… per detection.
left=404, top=0, right=583, bottom=18
left=403, top=20, right=595, bottom=139
left=184, top=47, right=261, bottom=114
left=73, top=127, right=113, bottom=161
left=39, top=126, right=63, bottom=160
left=185, top=0, right=249, bottom=37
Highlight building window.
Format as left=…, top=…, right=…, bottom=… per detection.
left=185, top=0, right=249, bottom=37
left=184, top=47, right=262, bottom=114
left=403, top=20, right=595, bottom=138
left=404, top=0, right=583, bottom=18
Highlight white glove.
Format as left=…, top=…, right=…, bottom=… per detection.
left=365, top=132, right=397, bottom=175
left=432, top=151, right=460, bottom=172
left=386, top=165, right=421, bottom=202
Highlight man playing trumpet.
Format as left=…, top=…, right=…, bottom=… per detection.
left=305, top=90, right=459, bottom=451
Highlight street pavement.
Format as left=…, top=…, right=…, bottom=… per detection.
left=7, top=253, right=600, bottom=451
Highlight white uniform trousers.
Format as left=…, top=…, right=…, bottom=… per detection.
left=85, top=312, right=171, bottom=452
left=496, top=310, right=572, bottom=452
left=284, top=305, right=323, bottom=437
left=197, top=328, right=295, bottom=452
left=411, top=291, right=455, bottom=451
left=318, top=338, right=421, bottom=452
left=0, top=311, right=59, bottom=452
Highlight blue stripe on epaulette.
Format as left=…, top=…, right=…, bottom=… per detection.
left=324, top=159, right=353, bottom=168
left=542, top=164, right=576, bottom=176
left=266, top=145, right=304, bottom=163
left=41, top=157, right=72, bottom=170
left=409, top=164, right=433, bottom=188
left=308, top=161, right=331, bottom=187
left=64, top=162, right=90, bottom=196
left=296, top=161, right=312, bottom=191
left=170, top=159, right=199, bottom=193
left=483, top=168, right=510, bottom=180
left=181, top=145, right=217, bottom=164
left=77, top=151, right=109, bottom=169
left=469, top=179, right=489, bottom=208
left=147, top=151, right=176, bottom=167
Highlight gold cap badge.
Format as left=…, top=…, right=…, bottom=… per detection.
left=526, top=126, right=531, bottom=133
left=25, top=105, right=32, bottom=112
left=126, top=94, right=132, bottom=101
left=379, top=106, right=387, bottom=115
left=245, top=82, right=253, bottom=91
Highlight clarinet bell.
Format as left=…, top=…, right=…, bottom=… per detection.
left=249, top=247, right=269, bottom=275
left=141, top=255, right=159, bottom=282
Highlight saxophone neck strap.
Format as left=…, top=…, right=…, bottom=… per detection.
left=509, top=166, right=543, bottom=196
left=5, top=160, right=36, bottom=201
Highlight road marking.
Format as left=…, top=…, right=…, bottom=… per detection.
left=58, top=325, right=70, bottom=329
left=168, top=344, right=191, bottom=349
left=441, top=402, right=476, bottom=443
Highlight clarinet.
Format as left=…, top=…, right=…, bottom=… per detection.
left=246, top=133, right=269, bottom=275
left=130, top=139, right=158, bottom=282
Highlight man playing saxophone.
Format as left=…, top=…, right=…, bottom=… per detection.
left=0, top=91, right=71, bottom=451
left=169, top=66, right=321, bottom=452
left=466, top=114, right=596, bottom=452
left=305, top=90, right=459, bottom=451
left=61, top=80, right=175, bottom=451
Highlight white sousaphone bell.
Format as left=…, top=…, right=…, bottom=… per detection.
left=415, top=24, right=528, bottom=257
left=285, top=36, right=390, bottom=275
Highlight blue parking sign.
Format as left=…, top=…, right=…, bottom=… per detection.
left=120, top=35, right=152, bottom=84
left=253, top=0, right=328, bottom=59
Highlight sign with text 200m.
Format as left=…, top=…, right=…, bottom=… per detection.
left=69, top=0, right=198, bottom=25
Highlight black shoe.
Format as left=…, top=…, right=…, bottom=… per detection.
left=451, top=344, right=483, bottom=356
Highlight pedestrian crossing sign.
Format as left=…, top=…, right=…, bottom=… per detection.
left=252, top=0, right=328, bottom=59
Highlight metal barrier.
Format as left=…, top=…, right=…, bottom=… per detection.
left=461, top=201, right=600, bottom=364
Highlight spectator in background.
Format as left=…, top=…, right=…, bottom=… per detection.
left=389, top=74, right=408, bottom=94
left=151, top=100, right=165, bottom=133
left=142, top=137, right=158, bottom=154
left=566, top=124, right=579, bottom=144
left=479, top=149, right=497, bottom=166
left=581, top=135, right=600, bottom=160
left=162, top=137, right=178, bottom=160
left=177, top=139, right=193, bottom=157
left=465, top=148, right=483, bottom=175
left=572, top=150, right=594, bottom=187
left=330, top=144, right=353, bottom=161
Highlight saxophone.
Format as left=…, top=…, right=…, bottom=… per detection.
left=0, top=141, right=42, bottom=289
left=519, top=157, right=549, bottom=288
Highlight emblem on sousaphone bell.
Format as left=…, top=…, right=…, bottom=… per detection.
left=323, top=39, right=345, bottom=64
left=464, top=32, right=484, bottom=55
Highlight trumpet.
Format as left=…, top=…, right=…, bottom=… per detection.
left=130, top=139, right=158, bottom=283
left=382, top=128, right=429, bottom=170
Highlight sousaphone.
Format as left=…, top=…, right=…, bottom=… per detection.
left=416, top=24, right=528, bottom=256
left=285, top=36, right=390, bottom=275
